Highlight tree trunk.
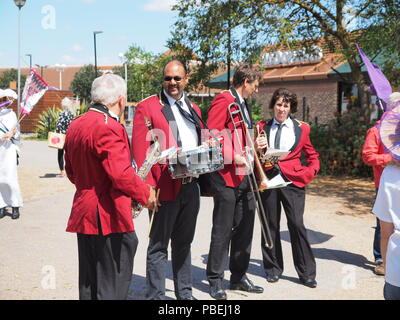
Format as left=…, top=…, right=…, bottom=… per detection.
left=348, top=58, right=371, bottom=124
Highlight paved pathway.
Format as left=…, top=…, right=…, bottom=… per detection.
left=0, top=140, right=385, bottom=300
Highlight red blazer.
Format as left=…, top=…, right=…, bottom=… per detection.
left=131, top=93, right=202, bottom=201
left=64, top=107, right=150, bottom=235
left=362, top=121, right=392, bottom=189
left=258, top=118, right=320, bottom=188
left=207, top=89, right=251, bottom=188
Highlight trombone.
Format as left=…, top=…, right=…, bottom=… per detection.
left=228, top=102, right=273, bottom=249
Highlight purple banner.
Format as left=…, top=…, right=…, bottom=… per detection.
left=356, top=44, right=392, bottom=110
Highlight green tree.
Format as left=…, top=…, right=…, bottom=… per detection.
left=170, top=0, right=400, bottom=120
left=113, top=45, right=173, bottom=102
left=0, top=68, right=26, bottom=89
left=70, top=65, right=98, bottom=103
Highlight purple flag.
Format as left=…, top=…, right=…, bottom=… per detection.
left=356, top=44, right=392, bottom=110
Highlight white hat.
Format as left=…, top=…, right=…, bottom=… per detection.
left=0, top=89, right=17, bottom=99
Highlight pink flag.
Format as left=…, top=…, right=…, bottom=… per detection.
left=20, top=68, right=49, bottom=115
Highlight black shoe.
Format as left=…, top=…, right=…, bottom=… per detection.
left=0, top=207, right=7, bottom=219
left=300, top=278, right=317, bottom=288
left=209, top=282, right=227, bottom=300
left=230, top=276, right=264, bottom=293
left=11, top=207, right=20, bottom=220
left=266, top=274, right=280, bottom=283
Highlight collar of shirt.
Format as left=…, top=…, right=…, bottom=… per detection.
left=235, top=90, right=245, bottom=105
left=108, top=109, right=119, bottom=122
left=163, top=90, right=186, bottom=108
left=272, top=117, right=293, bottom=129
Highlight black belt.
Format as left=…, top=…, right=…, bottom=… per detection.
left=181, top=177, right=198, bottom=184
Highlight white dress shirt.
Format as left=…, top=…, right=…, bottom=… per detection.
left=236, top=91, right=254, bottom=164
left=236, top=91, right=251, bottom=128
left=269, top=117, right=296, bottom=151
left=164, top=90, right=199, bottom=152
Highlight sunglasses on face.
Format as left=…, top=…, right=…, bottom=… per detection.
left=163, top=76, right=183, bottom=82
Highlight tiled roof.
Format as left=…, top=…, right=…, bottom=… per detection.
left=263, top=53, right=345, bottom=82
left=0, top=65, right=120, bottom=90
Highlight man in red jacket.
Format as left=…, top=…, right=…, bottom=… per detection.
left=64, top=73, right=157, bottom=300
left=132, top=60, right=203, bottom=300
left=255, top=88, right=320, bottom=288
left=206, top=64, right=264, bottom=300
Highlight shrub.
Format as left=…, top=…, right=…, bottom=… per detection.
left=310, top=110, right=373, bottom=177
left=35, top=105, right=61, bottom=139
left=75, top=102, right=88, bottom=116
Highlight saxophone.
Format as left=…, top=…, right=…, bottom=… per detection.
left=131, top=117, right=178, bottom=218
left=132, top=117, right=160, bottom=218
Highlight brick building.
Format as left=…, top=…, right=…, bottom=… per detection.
left=206, top=46, right=380, bottom=124
left=0, top=65, right=118, bottom=91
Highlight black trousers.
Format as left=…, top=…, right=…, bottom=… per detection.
left=260, top=184, right=316, bottom=280
left=146, top=181, right=200, bottom=300
left=58, top=149, right=64, bottom=171
left=77, top=231, right=138, bottom=300
left=207, top=177, right=256, bottom=285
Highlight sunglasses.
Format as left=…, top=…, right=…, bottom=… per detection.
left=163, top=76, right=183, bottom=82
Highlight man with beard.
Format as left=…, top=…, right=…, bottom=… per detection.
left=132, top=60, right=203, bottom=300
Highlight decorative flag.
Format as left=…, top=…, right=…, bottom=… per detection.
left=356, top=44, right=392, bottom=110
left=20, top=68, right=49, bottom=115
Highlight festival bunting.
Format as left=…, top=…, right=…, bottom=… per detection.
left=20, top=68, right=49, bottom=115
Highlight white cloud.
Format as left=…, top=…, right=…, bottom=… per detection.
left=71, top=44, right=83, bottom=52
left=82, top=0, right=96, bottom=3
left=143, top=0, right=177, bottom=12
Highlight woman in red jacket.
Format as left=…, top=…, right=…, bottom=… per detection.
left=255, top=88, right=320, bottom=288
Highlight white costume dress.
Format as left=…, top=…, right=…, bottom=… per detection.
left=372, top=164, right=400, bottom=287
left=0, top=108, right=23, bottom=208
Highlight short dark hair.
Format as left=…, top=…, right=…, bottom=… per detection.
left=269, top=88, right=298, bottom=113
left=232, top=63, right=262, bottom=87
left=163, top=59, right=188, bottom=76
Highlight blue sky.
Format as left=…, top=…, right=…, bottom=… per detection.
left=0, top=0, right=178, bottom=67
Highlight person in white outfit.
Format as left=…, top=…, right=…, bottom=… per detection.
left=372, top=92, right=400, bottom=300
left=0, top=100, right=23, bottom=219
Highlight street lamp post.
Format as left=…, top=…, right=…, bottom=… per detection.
left=14, top=0, right=27, bottom=119
left=55, top=63, right=66, bottom=90
left=93, top=31, right=103, bottom=78
left=118, top=53, right=128, bottom=83
left=25, top=54, right=32, bottom=69
left=35, top=64, right=48, bottom=78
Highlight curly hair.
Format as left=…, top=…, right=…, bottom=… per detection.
left=269, top=88, right=298, bottom=113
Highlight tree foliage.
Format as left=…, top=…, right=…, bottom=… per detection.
left=70, top=65, right=98, bottom=103
left=113, top=44, right=172, bottom=102
left=0, top=68, right=27, bottom=89
left=170, top=0, right=400, bottom=117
